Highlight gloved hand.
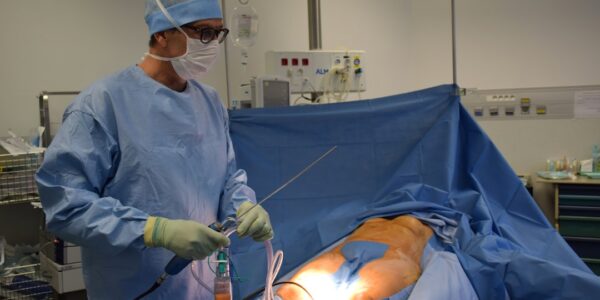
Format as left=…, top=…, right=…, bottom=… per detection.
left=144, top=216, right=230, bottom=260
left=236, top=201, right=274, bottom=241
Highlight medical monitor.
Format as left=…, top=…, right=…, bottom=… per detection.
left=251, top=76, right=291, bottom=108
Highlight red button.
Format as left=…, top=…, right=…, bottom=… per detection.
left=302, top=58, right=309, bottom=66
left=292, top=58, right=299, bottom=66
left=281, top=58, right=288, bottom=66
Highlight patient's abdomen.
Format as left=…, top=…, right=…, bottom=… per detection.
left=277, top=215, right=433, bottom=300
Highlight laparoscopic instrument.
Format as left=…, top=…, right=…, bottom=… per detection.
left=135, top=145, right=338, bottom=299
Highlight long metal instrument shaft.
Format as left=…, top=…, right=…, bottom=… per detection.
left=237, top=145, right=338, bottom=219
left=142, top=145, right=339, bottom=299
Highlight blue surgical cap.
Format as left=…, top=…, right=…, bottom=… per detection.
left=145, top=0, right=223, bottom=36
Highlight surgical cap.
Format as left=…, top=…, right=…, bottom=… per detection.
left=145, top=0, right=223, bottom=36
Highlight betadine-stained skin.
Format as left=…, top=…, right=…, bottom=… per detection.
left=277, top=215, right=433, bottom=300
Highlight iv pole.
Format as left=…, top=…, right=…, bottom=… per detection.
left=451, top=0, right=457, bottom=86
left=451, top=0, right=465, bottom=96
left=307, top=0, right=462, bottom=96
left=307, top=0, right=322, bottom=101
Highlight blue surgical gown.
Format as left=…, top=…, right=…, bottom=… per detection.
left=35, top=65, right=255, bottom=299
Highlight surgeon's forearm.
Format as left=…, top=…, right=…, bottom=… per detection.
left=38, top=181, right=149, bottom=254
left=218, top=169, right=256, bottom=220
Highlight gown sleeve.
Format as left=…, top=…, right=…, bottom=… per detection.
left=218, top=106, right=257, bottom=221
left=36, top=109, right=148, bottom=255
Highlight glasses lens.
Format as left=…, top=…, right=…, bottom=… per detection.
left=200, top=28, right=215, bottom=43
left=196, top=28, right=229, bottom=44
left=217, top=29, right=229, bottom=44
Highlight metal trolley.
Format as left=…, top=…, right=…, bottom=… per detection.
left=0, top=90, right=81, bottom=299
left=1, top=150, right=53, bottom=299
left=0, top=151, right=43, bottom=206
left=0, top=263, right=53, bottom=300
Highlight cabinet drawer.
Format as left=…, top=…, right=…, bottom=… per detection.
left=559, top=216, right=600, bottom=238
left=583, top=258, right=600, bottom=276
left=559, top=206, right=600, bottom=218
left=565, top=237, right=600, bottom=259
left=559, top=184, right=600, bottom=196
left=558, top=195, right=600, bottom=207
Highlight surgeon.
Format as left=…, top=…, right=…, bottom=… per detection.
left=35, top=0, right=273, bottom=298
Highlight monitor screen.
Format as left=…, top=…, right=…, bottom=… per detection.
left=262, top=80, right=290, bottom=108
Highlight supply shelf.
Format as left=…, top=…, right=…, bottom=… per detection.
left=0, top=263, right=53, bottom=299
left=0, top=152, right=43, bottom=206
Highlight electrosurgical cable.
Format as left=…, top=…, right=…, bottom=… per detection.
left=135, top=146, right=337, bottom=299
left=263, top=240, right=283, bottom=300
left=193, top=228, right=237, bottom=297
left=242, top=281, right=315, bottom=300
left=191, top=261, right=214, bottom=294
left=188, top=225, right=290, bottom=299
left=320, top=65, right=351, bottom=103
left=228, top=258, right=244, bottom=282
left=133, top=276, right=165, bottom=300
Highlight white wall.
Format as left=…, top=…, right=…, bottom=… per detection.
left=0, top=0, right=228, bottom=138
left=455, top=0, right=600, bottom=221
left=321, top=0, right=454, bottom=97
left=2, top=0, right=599, bottom=153
left=0, top=0, right=231, bottom=245
left=456, top=0, right=600, bottom=175
left=223, top=0, right=309, bottom=102
left=222, top=0, right=455, bottom=102
left=0, top=0, right=141, bottom=136
left=1, top=0, right=599, bottom=221
left=222, top=0, right=600, bottom=172
left=458, top=0, right=600, bottom=89
left=220, top=0, right=600, bottom=222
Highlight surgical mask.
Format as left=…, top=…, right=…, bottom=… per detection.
left=147, top=37, right=220, bottom=81
left=146, top=0, right=220, bottom=81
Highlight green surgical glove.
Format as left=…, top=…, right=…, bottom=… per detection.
left=236, top=201, right=274, bottom=241
left=144, top=216, right=230, bottom=260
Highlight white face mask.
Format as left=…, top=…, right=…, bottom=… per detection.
left=146, top=0, right=220, bottom=81
left=147, top=37, right=220, bottom=81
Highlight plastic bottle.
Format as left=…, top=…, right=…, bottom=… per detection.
left=213, top=276, right=232, bottom=300
left=592, top=145, right=599, bottom=172
left=213, top=249, right=232, bottom=300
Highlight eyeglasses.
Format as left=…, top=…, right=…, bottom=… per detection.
left=183, top=26, right=229, bottom=44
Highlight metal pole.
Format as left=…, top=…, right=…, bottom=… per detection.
left=308, top=0, right=322, bottom=50
left=308, top=0, right=322, bottom=101
left=451, top=0, right=457, bottom=86
left=221, top=0, right=232, bottom=108
left=38, top=91, right=79, bottom=147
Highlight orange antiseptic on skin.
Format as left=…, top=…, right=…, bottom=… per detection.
left=277, top=215, right=433, bottom=300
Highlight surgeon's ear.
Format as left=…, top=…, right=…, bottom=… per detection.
left=153, top=32, right=169, bottom=48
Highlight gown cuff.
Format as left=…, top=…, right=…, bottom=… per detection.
left=144, top=216, right=158, bottom=247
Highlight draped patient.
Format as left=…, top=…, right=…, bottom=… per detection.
left=277, top=215, right=433, bottom=300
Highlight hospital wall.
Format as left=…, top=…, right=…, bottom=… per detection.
left=222, top=0, right=600, bottom=223
left=457, top=0, right=600, bottom=222
left=0, top=0, right=229, bottom=138
left=0, top=0, right=599, bottom=238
